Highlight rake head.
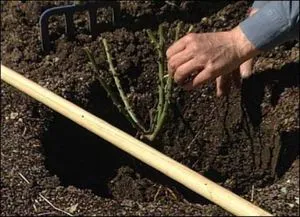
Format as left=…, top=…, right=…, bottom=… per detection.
left=39, top=1, right=120, bottom=53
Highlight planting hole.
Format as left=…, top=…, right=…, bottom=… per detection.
left=40, top=78, right=298, bottom=202
left=41, top=81, right=136, bottom=198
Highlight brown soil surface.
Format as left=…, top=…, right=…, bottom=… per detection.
left=1, top=1, right=299, bottom=216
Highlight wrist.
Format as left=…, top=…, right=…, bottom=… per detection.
left=230, top=25, right=260, bottom=62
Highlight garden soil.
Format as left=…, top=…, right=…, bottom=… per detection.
left=1, top=1, right=299, bottom=216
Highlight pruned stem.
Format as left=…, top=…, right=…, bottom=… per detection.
left=84, top=47, right=140, bottom=130
left=145, top=22, right=182, bottom=141
left=146, top=25, right=166, bottom=134
left=101, top=38, right=147, bottom=133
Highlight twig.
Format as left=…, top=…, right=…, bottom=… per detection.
left=154, top=185, right=162, bottom=202
left=186, top=128, right=202, bottom=150
left=22, top=126, right=27, bottom=137
left=251, top=185, right=255, bottom=202
left=166, top=187, right=178, bottom=200
left=101, top=39, right=147, bottom=133
left=37, top=212, right=56, bottom=216
left=39, top=193, right=73, bottom=216
left=19, top=172, right=30, bottom=184
left=165, top=1, right=179, bottom=9
left=18, top=172, right=73, bottom=216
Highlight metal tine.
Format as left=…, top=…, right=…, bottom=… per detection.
left=39, top=1, right=120, bottom=53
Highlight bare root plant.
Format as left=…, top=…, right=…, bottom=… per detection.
left=85, top=22, right=193, bottom=141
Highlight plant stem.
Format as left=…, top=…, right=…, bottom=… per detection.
left=145, top=22, right=182, bottom=141
left=157, top=25, right=165, bottom=120
left=101, top=38, right=147, bottom=133
left=84, top=47, right=139, bottom=129
left=146, top=26, right=166, bottom=133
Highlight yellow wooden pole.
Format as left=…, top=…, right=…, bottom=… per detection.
left=1, top=64, right=272, bottom=216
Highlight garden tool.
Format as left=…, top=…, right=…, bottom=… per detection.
left=39, top=1, right=120, bottom=52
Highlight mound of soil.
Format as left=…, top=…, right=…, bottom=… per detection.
left=1, top=1, right=299, bottom=216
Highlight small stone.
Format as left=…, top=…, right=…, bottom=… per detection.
left=295, top=197, right=299, bottom=205
left=201, top=17, right=208, bottom=24
left=287, top=203, right=294, bottom=208
left=280, top=187, right=287, bottom=195
left=53, top=57, right=59, bottom=63
left=219, top=15, right=226, bottom=21
left=121, top=199, right=135, bottom=207
left=10, top=112, right=18, bottom=120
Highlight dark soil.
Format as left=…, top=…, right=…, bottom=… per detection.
left=1, top=1, right=299, bottom=216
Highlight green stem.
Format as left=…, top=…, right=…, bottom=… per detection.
left=84, top=47, right=138, bottom=128
left=145, top=22, right=183, bottom=141
left=146, top=26, right=166, bottom=133
left=157, top=25, right=165, bottom=120
left=101, top=38, right=147, bottom=133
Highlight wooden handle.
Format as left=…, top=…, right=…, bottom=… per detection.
left=1, top=64, right=272, bottom=216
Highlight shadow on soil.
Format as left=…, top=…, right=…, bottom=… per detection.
left=241, top=61, right=299, bottom=128
left=40, top=84, right=134, bottom=197
left=40, top=80, right=212, bottom=203
left=41, top=61, right=298, bottom=203
left=241, top=61, right=299, bottom=178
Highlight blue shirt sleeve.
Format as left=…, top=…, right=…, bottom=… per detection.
left=239, top=1, right=299, bottom=51
left=252, top=1, right=269, bottom=10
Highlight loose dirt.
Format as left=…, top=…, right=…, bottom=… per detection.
left=1, top=1, right=299, bottom=216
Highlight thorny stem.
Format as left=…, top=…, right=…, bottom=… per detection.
left=101, top=38, right=147, bottom=133
left=84, top=47, right=139, bottom=129
left=157, top=25, right=166, bottom=121
left=146, top=29, right=159, bottom=49
left=86, top=23, right=187, bottom=141
left=146, top=26, right=165, bottom=133
left=145, top=22, right=183, bottom=141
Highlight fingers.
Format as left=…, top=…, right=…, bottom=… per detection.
left=182, top=65, right=215, bottom=90
left=239, top=58, right=253, bottom=78
left=216, top=74, right=231, bottom=97
left=173, top=59, right=204, bottom=84
left=166, top=37, right=187, bottom=59
left=166, top=33, right=196, bottom=59
left=167, top=49, right=194, bottom=76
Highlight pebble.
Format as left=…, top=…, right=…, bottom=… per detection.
left=53, top=57, right=59, bottom=63
left=295, top=197, right=299, bottom=205
left=10, top=112, right=18, bottom=120
left=280, top=187, right=287, bottom=195
left=121, top=199, right=135, bottom=207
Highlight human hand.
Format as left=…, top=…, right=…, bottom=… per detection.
left=166, top=26, right=258, bottom=91
left=216, top=8, right=259, bottom=96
